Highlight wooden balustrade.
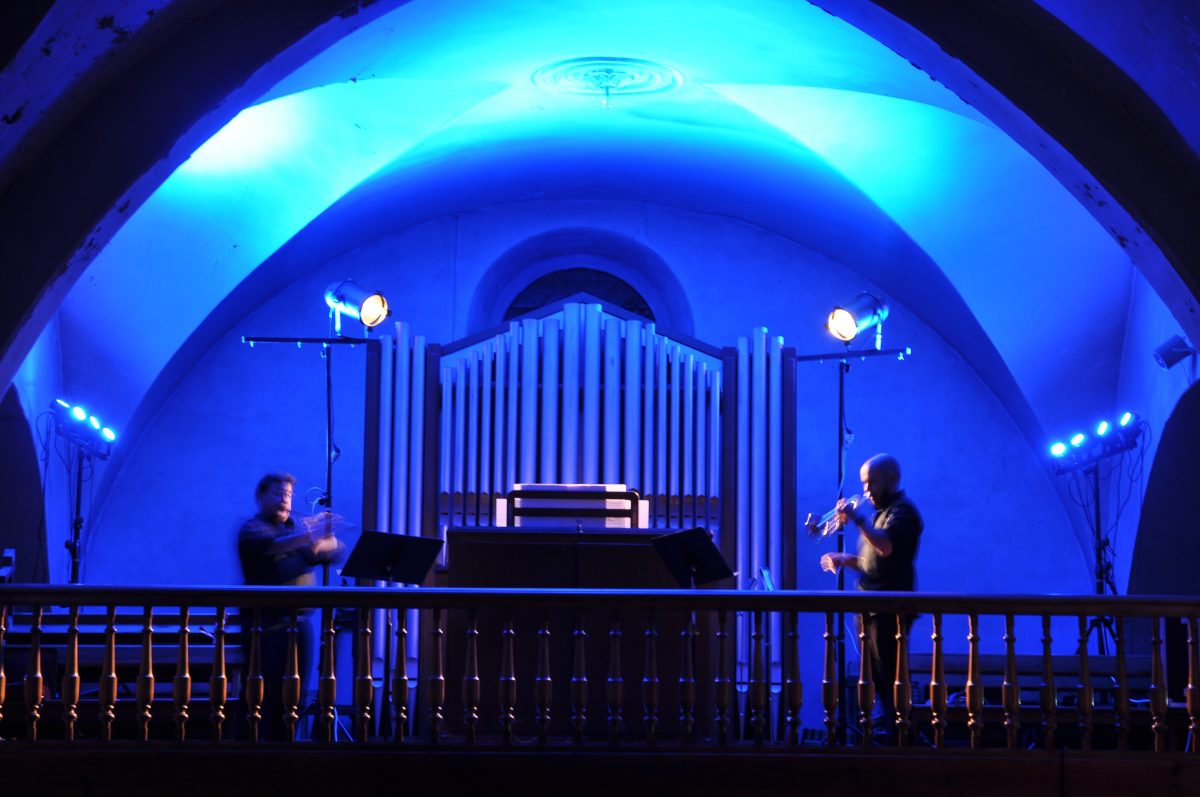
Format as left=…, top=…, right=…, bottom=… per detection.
left=0, top=585, right=1196, bottom=752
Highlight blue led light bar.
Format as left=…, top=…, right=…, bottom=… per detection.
left=51, top=399, right=117, bottom=459
left=1049, top=411, right=1142, bottom=473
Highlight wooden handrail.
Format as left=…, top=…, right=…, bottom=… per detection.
left=1, top=586, right=1197, bottom=752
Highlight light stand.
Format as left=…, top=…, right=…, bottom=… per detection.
left=796, top=340, right=910, bottom=746
left=50, top=401, right=114, bottom=584
left=66, top=447, right=87, bottom=584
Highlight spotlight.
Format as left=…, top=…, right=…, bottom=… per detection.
left=1049, top=411, right=1143, bottom=473
left=1153, top=335, right=1196, bottom=370
left=826, top=293, right=889, bottom=343
left=51, top=399, right=116, bottom=459
left=325, top=279, right=389, bottom=333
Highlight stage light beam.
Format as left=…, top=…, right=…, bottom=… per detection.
left=1096, top=420, right=1110, bottom=437
left=325, top=279, right=390, bottom=329
left=1070, top=433, right=1086, bottom=447
left=1050, top=442, right=1067, bottom=457
left=826, top=293, right=888, bottom=343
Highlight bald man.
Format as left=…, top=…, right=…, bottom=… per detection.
left=820, top=453, right=924, bottom=742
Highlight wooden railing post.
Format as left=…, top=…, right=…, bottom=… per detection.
left=280, top=608, right=300, bottom=743
left=1150, top=615, right=1168, bottom=752
left=895, top=612, right=911, bottom=747
left=966, top=613, right=983, bottom=749
left=100, top=604, right=118, bottom=742
left=1114, top=614, right=1130, bottom=751
left=1040, top=614, right=1057, bottom=750
left=572, top=615, right=589, bottom=744
left=643, top=610, right=659, bottom=745
left=462, top=608, right=480, bottom=743
left=393, top=609, right=409, bottom=743
left=318, top=606, right=338, bottom=743
left=1187, top=615, right=1199, bottom=755
left=354, top=607, right=374, bottom=742
left=174, top=606, right=192, bottom=742
left=62, top=604, right=81, bottom=741
left=245, top=608, right=263, bottom=743
left=429, top=607, right=446, bottom=743
left=136, top=605, right=155, bottom=741
left=25, top=604, right=44, bottom=740
left=535, top=617, right=553, bottom=743
left=857, top=612, right=875, bottom=748
left=714, top=610, right=730, bottom=746
left=930, top=613, right=947, bottom=749
left=608, top=615, right=623, bottom=745
left=822, top=611, right=839, bottom=747
left=0, top=605, right=6, bottom=729
left=784, top=610, right=802, bottom=746
left=750, top=610, right=768, bottom=745
left=499, top=611, right=516, bottom=744
left=1003, top=613, right=1020, bottom=750
left=210, top=606, right=229, bottom=742
left=1076, top=614, right=1094, bottom=751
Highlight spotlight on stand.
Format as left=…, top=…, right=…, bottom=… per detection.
left=1153, top=334, right=1196, bottom=370
left=827, top=293, right=889, bottom=346
left=51, top=399, right=116, bottom=460
left=1048, top=412, right=1141, bottom=473
left=325, top=279, right=390, bottom=335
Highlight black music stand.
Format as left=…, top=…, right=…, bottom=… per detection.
left=342, top=531, right=443, bottom=585
left=652, top=528, right=734, bottom=589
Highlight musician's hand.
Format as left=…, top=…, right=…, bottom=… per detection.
left=311, top=535, right=340, bottom=555
left=820, top=553, right=843, bottom=574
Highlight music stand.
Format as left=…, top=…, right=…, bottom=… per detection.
left=342, top=531, right=443, bottom=585
left=652, top=528, right=733, bottom=589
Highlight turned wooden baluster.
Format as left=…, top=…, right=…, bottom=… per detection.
left=1114, top=615, right=1130, bottom=751
left=462, top=609, right=480, bottom=743
left=1002, top=613, right=1020, bottom=750
left=280, top=608, right=300, bottom=743
left=99, top=604, right=118, bottom=741
left=174, top=606, right=192, bottom=741
left=895, top=612, right=911, bottom=748
left=857, top=613, right=875, bottom=747
left=429, top=607, right=446, bottom=743
left=966, top=613, right=983, bottom=749
left=62, top=604, right=81, bottom=741
left=535, top=618, right=553, bottom=743
left=1076, top=614, right=1094, bottom=750
left=571, top=615, right=589, bottom=744
left=930, top=613, right=947, bottom=749
left=643, top=610, right=660, bottom=745
left=393, top=609, right=410, bottom=743
left=784, top=611, right=802, bottom=746
left=1040, top=614, right=1057, bottom=750
left=1187, top=616, right=1199, bottom=754
left=245, top=608, right=264, bottom=742
left=750, top=610, right=768, bottom=745
left=0, top=605, right=6, bottom=728
left=714, top=610, right=731, bottom=746
left=210, top=606, right=229, bottom=742
left=318, top=607, right=338, bottom=742
left=1150, top=615, right=1168, bottom=752
left=25, top=604, right=44, bottom=740
left=354, top=607, right=374, bottom=743
left=498, top=611, right=516, bottom=744
left=136, top=605, right=155, bottom=740
left=608, top=615, right=623, bottom=745
left=677, top=612, right=694, bottom=744
left=822, top=611, right=839, bottom=747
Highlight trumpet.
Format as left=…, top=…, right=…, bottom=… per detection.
left=804, top=495, right=866, bottom=539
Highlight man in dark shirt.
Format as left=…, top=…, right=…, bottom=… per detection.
left=238, top=472, right=344, bottom=739
left=819, top=453, right=923, bottom=742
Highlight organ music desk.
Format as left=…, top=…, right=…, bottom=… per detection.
left=429, top=527, right=726, bottom=741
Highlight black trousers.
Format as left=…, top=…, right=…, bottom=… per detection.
left=861, top=612, right=914, bottom=731
left=244, top=611, right=315, bottom=740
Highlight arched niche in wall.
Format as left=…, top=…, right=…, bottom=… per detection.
left=466, top=228, right=694, bottom=336
left=1128, top=379, right=1200, bottom=596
